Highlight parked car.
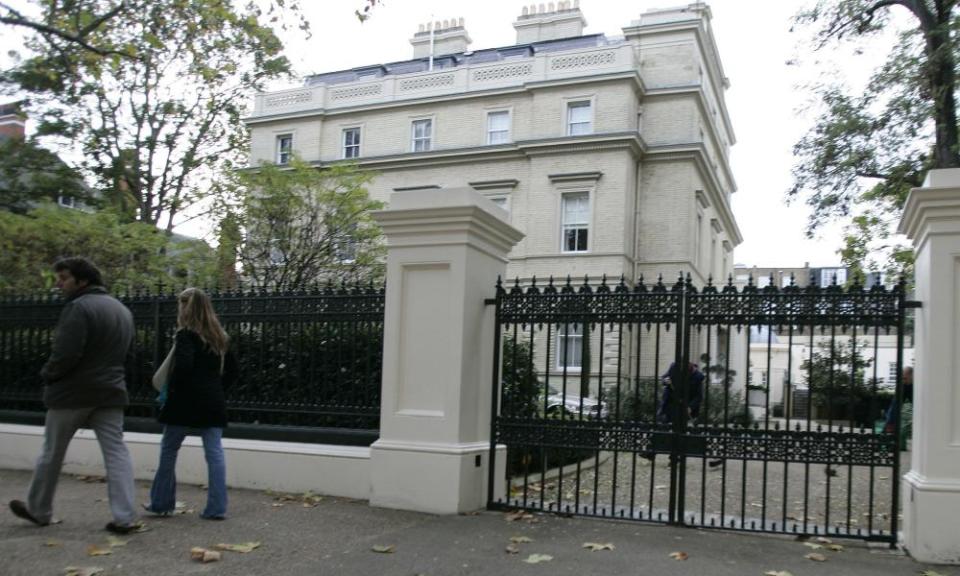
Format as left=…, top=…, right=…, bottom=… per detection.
left=544, top=385, right=608, bottom=418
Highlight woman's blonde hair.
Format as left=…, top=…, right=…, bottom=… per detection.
left=177, top=287, right=229, bottom=357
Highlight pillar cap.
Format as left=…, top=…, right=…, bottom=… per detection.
left=898, top=168, right=960, bottom=246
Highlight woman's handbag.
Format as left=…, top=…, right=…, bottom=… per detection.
left=152, top=344, right=175, bottom=392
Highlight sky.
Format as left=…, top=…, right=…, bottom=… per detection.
left=1, top=0, right=901, bottom=268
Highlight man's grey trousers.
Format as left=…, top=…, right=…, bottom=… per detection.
left=26, top=407, right=137, bottom=525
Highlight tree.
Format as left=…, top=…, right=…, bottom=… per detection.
left=1, top=0, right=133, bottom=56
left=0, top=202, right=217, bottom=292
left=800, top=339, right=883, bottom=425
left=789, top=0, right=959, bottom=278
left=229, top=159, right=385, bottom=288
left=3, top=0, right=301, bottom=231
left=0, top=135, right=91, bottom=213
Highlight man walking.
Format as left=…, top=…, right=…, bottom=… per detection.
left=9, top=257, right=141, bottom=534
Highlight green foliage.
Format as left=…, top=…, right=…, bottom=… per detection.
left=501, top=338, right=540, bottom=418
left=0, top=136, right=91, bottom=213
left=800, top=339, right=883, bottom=425
left=0, top=203, right=217, bottom=292
left=790, top=0, right=960, bottom=276
left=3, top=0, right=305, bottom=231
left=227, top=159, right=385, bottom=287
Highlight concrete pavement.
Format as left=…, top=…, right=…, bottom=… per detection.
left=0, top=469, right=950, bottom=576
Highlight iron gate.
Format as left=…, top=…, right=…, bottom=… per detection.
left=487, top=274, right=909, bottom=543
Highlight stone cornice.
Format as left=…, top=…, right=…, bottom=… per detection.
left=548, top=171, right=603, bottom=183
left=313, top=132, right=645, bottom=171
left=244, top=71, right=645, bottom=126
left=468, top=179, right=519, bottom=190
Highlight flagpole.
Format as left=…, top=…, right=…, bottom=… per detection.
left=428, top=13, right=435, bottom=71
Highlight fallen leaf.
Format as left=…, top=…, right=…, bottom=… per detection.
left=523, top=554, right=553, bottom=564
left=371, top=544, right=396, bottom=554
left=64, top=567, right=104, bottom=576
left=271, top=503, right=284, bottom=508
left=763, top=571, right=794, bottom=576
left=805, top=552, right=827, bottom=562
left=827, top=544, right=844, bottom=552
left=669, top=551, right=688, bottom=561
left=85, top=545, right=112, bottom=557
left=505, top=543, right=520, bottom=554
left=803, top=542, right=823, bottom=550
left=583, top=542, right=615, bottom=551
left=215, top=542, right=261, bottom=553
left=45, top=539, right=61, bottom=547
left=920, top=571, right=947, bottom=576
left=190, top=547, right=221, bottom=563
left=510, top=536, right=533, bottom=543
left=815, top=537, right=833, bottom=544
left=106, top=536, right=128, bottom=548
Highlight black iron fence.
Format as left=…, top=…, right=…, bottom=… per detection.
left=489, top=274, right=910, bottom=543
left=0, top=283, right=385, bottom=444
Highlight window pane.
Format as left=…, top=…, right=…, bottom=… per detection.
left=567, top=101, right=591, bottom=135
left=557, top=324, right=583, bottom=369
left=488, top=111, right=509, bottom=131
left=562, top=193, right=589, bottom=224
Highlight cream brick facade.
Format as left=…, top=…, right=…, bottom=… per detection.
left=245, top=3, right=745, bottom=407
left=245, top=2, right=742, bottom=287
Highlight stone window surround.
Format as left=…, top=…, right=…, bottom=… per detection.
left=563, top=94, right=595, bottom=136
left=276, top=132, right=294, bottom=165
left=550, top=171, right=601, bottom=256
left=485, top=107, right=512, bottom=145
left=341, top=124, right=363, bottom=159
left=410, top=115, right=435, bottom=152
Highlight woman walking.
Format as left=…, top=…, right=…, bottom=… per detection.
left=145, top=288, right=237, bottom=520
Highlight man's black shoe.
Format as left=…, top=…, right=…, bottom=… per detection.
left=9, top=500, right=49, bottom=526
left=105, top=521, right=144, bottom=534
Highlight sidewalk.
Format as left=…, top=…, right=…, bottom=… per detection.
left=0, top=469, right=949, bottom=576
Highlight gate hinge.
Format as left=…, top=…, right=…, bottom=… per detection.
left=903, top=301, right=922, bottom=309
left=484, top=298, right=497, bottom=306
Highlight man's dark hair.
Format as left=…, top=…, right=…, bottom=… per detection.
left=53, top=257, right=104, bottom=286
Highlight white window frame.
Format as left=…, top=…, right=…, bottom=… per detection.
left=820, top=268, right=847, bottom=287
left=276, top=134, right=293, bottom=165
left=556, top=323, right=583, bottom=371
left=411, top=117, right=433, bottom=152
left=342, top=127, right=361, bottom=159
left=566, top=99, right=593, bottom=136
left=560, top=191, right=590, bottom=253
left=486, top=110, right=511, bottom=145
left=57, top=195, right=77, bottom=209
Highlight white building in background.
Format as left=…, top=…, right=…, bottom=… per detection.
left=245, top=2, right=741, bottom=286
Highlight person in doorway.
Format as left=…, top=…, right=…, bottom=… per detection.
left=656, top=361, right=705, bottom=424
left=143, top=288, right=237, bottom=520
left=8, top=257, right=141, bottom=534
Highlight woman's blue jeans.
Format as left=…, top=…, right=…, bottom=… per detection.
left=148, top=425, right=227, bottom=518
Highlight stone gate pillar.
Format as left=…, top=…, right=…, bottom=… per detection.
left=898, top=168, right=960, bottom=563
left=368, top=188, right=524, bottom=514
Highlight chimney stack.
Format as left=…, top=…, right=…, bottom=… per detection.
left=513, top=0, right=587, bottom=44
left=410, top=17, right=471, bottom=59
left=0, top=101, right=26, bottom=142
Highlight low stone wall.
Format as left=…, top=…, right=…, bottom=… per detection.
left=0, top=423, right=371, bottom=500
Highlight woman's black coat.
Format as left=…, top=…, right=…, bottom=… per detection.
left=159, top=329, right=237, bottom=428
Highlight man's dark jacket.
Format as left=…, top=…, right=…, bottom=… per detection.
left=40, top=285, right=135, bottom=409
